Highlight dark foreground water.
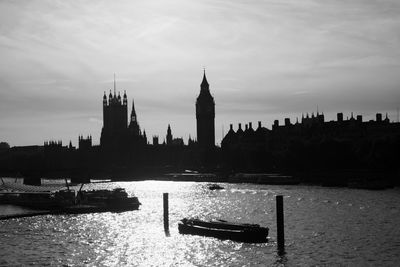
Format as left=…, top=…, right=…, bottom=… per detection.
left=1, top=181, right=400, bottom=266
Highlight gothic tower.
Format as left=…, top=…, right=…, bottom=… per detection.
left=100, top=77, right=128, bottom=148
left=196, top=70, right=215, bottom=150
left=128, top=98, right=141, bottom=136
left=166, top=124, right=172, bottom=145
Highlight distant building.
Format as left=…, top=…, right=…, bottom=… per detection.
left=171, top=138, right=184, bottom=146
left=222, top=112, right=398, bottom=152
left=196, top=70, right=215, bottom=150
left=165, top=124, right=184, bottom=146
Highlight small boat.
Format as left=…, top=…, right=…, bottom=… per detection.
left=208, top=184, right=224, bottom=190
left=178, top=218, right=269, bottom=243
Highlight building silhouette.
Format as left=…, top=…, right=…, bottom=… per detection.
left=165, top=124, right=184, bottom=146
left=1, top=72, right=399, bottom=184
left=221, top=111, right=400, bottom=174
left=166, top=124, right=172, bottom=145
left=100, top=78, right=146, bottom=151
left=196, top=70, right=215, bottom=151
left=78, top=135, right=92, bottom=151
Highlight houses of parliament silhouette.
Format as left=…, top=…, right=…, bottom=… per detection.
left=97, top=71, right=215, bottom=154
left=0, top=70, right=399, bottom=184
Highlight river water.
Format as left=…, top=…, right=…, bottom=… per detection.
left=1, top=181, right=399, bottom=266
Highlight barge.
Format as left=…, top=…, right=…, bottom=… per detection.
left=178, top=218, right=269, bottom=243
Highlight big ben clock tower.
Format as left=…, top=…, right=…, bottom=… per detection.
left=196, top=70, right=215, bottom=150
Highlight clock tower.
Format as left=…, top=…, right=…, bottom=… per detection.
left=196, top=70, right=215, bottom=150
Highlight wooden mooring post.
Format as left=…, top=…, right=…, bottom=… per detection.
left=163, top=193, right=170, bottom=236
left=276, top=195, right=285, bottom=254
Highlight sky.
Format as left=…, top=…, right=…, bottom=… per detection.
left=0, top=0, right=399, bottom=147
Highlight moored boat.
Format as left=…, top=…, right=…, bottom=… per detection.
left=208, top=184, right=224, bottom=190
left=178, top=218, right=269, bottom=243
left=0, top=182, right=141, bottom=213
left=77, top=187, right=141, bottom=211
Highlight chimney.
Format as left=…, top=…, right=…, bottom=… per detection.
left=284, top=118, right=290, bottom=126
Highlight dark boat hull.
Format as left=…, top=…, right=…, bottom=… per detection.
left=178, top=222, right=269, bottom=243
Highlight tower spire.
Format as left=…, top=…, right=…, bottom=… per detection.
left=200, top=68, right=209, bottom=92
left=114, top=73, right=116, bottom=96
left=131, top=98, right=136, bottom=122
left=196, top=68, right=215, bottom=150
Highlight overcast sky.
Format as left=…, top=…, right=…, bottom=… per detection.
left=0, top=0, right=399, bottom=146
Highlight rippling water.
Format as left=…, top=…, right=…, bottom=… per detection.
left=1, top=181, right=400, bottom=266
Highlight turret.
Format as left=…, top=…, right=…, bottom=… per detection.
left=153, top=136, right=159, bottom=145
left=131, top=98, right=137, bottom=123
left=143, top=130, right=147, bottom=144
left=238, top=123, right=243, bottom=132
left=248, top=122, right=254, bottom=131
left=376, top=113, right=382, bottom=122
left=128, top=98, right=141, bottom=136
left=109, top=90, right=113, bottom=103
left=123, top=90, right=127, bottom=105
left=103, top=91, right=107, bottom=106
left=166, top=124, right=172, bottom=145
left=384, top=113, right=390, bottom=123
left=350, top=112, right=355, bottom=121
left=337, top=112, right=343, bottom=122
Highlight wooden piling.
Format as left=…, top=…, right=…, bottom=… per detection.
left=163, top=193, right=170, bottom=235
left=276, top=195, right=285, bottom=254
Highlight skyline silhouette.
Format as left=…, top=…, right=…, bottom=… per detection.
left=0, top=70, right=399, bottom=148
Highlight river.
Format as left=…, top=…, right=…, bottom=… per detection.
left=1, top=181, right=399, bottom=266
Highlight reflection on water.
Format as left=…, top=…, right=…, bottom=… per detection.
left=1, top=181, right=400, bottom=266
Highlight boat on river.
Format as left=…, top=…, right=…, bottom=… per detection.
left=178, top=218, right=269, bottom=243
left=207, top=184, right=224, bottom=190
left=77, top=188, right=141, bottom=212
left=0, top=181, right=141, bottom=213
left=0, top=189, right=75, bottom=210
